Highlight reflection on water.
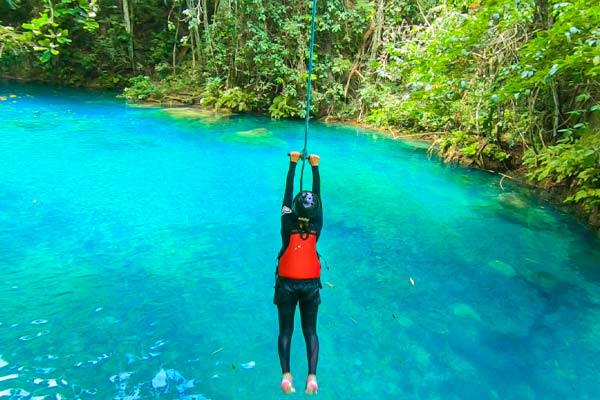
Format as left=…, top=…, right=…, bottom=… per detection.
left=1, top=82, right=600, bottom=399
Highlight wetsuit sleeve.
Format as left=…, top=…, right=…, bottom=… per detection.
left=312, top=165, right=320, bottom=198
left=279, top=162, right=297, bottom=258
left=282, top=161, right=297, bottom=208
left=312, top=165, right=323, bottom=237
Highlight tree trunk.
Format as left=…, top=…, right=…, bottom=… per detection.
left=168, top=3, right=182, bottom=72
left=344, top=17, right=375, bottom=99
left=122, top=0, right=135, bottom=72
left=534, top=0, right=552, bottom=30
left=368, top=0, right=385, bottom=60
left=202, top=0, right=214, bottom=62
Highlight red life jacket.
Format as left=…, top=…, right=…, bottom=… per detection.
left=277, top=231, right=320, bottom=279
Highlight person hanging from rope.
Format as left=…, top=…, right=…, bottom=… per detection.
left=274, top=150, right=322, bottom=395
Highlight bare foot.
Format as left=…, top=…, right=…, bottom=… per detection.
left=305, top=374, right=318, bottom=395
left=281, top=373, right=296, bottom=394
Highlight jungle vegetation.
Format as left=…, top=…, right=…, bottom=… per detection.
left=1, top=0, right=599, bottom=229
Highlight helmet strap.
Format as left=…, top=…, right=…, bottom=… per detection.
left=297, top=217, right=310, bottom=240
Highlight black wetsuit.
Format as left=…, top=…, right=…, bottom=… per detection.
left=274, top=161, right=322, bottom=376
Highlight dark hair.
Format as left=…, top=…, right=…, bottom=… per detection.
left=292, top=191, right=321, bottom=219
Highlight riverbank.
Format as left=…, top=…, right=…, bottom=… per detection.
left=124, top=95, right=599, bottom=234
left=1, top=79, right=596, bottom=234
left=318, top=115, right=599, bottom=235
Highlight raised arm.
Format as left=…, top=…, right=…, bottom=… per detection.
left=279, top=152, right=301, bottom=258
left=309, top=154, right=323, bottom=235
left=282, top=152, right=301, bottom=208
left=309, top=154, right=320, bottom=198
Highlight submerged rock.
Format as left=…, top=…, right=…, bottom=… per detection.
left=517, top=268, right=559, bottom=293
left=221, top=128, right=285, bottom=147
left=234, top=128, right=268, bottom=137
left=495, top=192, right=557, bottom=230
left=498, top=192, right=528, bottom=209
left=160, top=107, right=230, bottom=122
left=486, top=259, right=517, bottom=278
left=452, top=303, right=482, bottom=321
left=393, top=315, right=414, bottom=328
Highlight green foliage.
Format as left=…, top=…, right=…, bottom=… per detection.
left=0, top=25, right=30, bottom=60
left=215, top=86, right=256, bottom=112
left=21, top=0, right=98, bottom=63
left=499, top=0, right=600, bottom=144
left=4, top=0, right=20, bottom=10
left=482, top=143, right=510, bottom=162
left=438, top=130, right=472, bottom=152
left=122, top=76, right=163, bottom=101
left=436, top=130, right=511, bottom=167
left=194, top=77, right=221, bottom=107
left=2, top=0, right=600, bottom=225
left=524, top=133, right=600, bottom=213
left=269, top=95, right=302, bottom=119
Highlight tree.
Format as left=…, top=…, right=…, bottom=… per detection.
left=21, top=0, right=99, bottom=63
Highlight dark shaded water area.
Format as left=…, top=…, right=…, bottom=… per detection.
left=1, top=83, right=600, bottom=399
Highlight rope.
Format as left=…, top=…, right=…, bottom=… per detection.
left=300, top=0, right=318, bottom=192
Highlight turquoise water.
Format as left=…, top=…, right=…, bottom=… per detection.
left=1, top=82, right=600, bottom=400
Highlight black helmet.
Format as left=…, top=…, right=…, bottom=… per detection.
left=292, top=191, right=321, bottom=219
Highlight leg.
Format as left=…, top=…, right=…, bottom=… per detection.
left=277, top=302, right=297, bottom=374
left=299, top=301, right=319, bottom=374
left=277, top=302, right=297, bottom=394
left=299, top=281, right=321, bottom=394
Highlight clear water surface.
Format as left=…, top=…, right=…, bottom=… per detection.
left=1, top=83, right=599, bottom=400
